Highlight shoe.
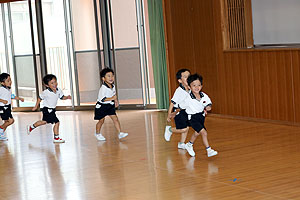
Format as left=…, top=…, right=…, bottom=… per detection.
left=95, top=133, right=106, bottom=141
left=118, top=132, right=128, bottom=139
left=207, top=147, right=218, bottom=157
left=53, top=137, right=65, bottom=143
left=185, top=142, right=195, bottom=157
left=164, top=126, right=172, bottom=141
left=0, top=135, right=8, bottom=141
left=178, top=142, right=186, bottom=149
left=27, top=125, right=34, bottom=135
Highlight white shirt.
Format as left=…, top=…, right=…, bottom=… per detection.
left=39, top=88, right=64, bottom=108
left=181, top=91, right=212, bottom=116
left=0, top=86, right=12, bottom=106
left=171, top=84, right=190, bottom=109
left=97, top=83, right=116, bottom=105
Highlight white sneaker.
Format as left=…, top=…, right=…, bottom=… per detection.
left=207, top=147, right=218, bottom=157
left=178, top=142, right=186, bottom=149
left=95, top=133, right=106, bottom=141
left=118, top=132, right=128, bottom=139
left=185, top=143, right=195, bottom=157
left=53, top=137, right=65, bottom=143
left=27, top=125, right=34, bottom=135
left=164, top=126, right=172, bottom=141
left=0, top=135, right=8, bottom=141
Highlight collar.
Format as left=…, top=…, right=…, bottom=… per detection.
left=179, top=83, right=188, bottom=92
left=47, top=87, right=57, bottom=93
left=190, top=91, right=204, bottom=100
left=103, top=81, right=114, bottom=89
left=1, top=85, right=11, bottom=90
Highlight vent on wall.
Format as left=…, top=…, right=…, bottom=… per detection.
left=221, top=0, right=253, bottom=49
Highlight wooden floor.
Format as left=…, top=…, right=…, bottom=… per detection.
left=1, top=110, right=300, bottom=200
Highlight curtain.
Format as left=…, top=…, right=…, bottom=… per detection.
left=147, top=0, right=169, bottom=109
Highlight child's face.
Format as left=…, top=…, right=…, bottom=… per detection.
left=46, top=78, right=58, bottom=90
left=102, top=72, right=114, bottom=85
left=178, top=71, right=190, bottom=86
left=1, top=76, right=12, bottom=88
left=189, top=79, right=202, bottom=94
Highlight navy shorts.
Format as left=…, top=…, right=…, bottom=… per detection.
left=0, top=105, right=13, bottom=120
left=94, top=102, right=116, bottom=120
left=188, top=112, right=206, bottom=133
left=174, top=109, right=189, bottom=129
left=42, top=107, right=59, bottom=124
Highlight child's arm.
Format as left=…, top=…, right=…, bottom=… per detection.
left=167, top=103, right=180, bottom=122
left=61, top=95, right=71, bottom=100
left=13, top=96, right=24, bottom=102
left=0, top=98, right=8, bottom=104
left=103, top=95, right=117, bottom=102
left=32, top=98, right=42, bottom=111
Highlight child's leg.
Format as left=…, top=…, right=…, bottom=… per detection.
left=200, top=129, right=209, bottom=148
left=180, top=128, right=188, bottom=143
left=189, top=130, right=201, bottom=143
left=1, top=118, right=15, bottom=131
left=96, top=118, right=105, bottom=134
left=53, top=122, right=60, bottom=136
left=109, top=115, right=121, bottom=133
left=33, top=120, right=47, bottom=128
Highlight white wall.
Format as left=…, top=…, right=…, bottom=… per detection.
left=252, top=0, right=300, bottom=45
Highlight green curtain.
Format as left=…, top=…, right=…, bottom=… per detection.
left=148, top=0, right=169, bottom=109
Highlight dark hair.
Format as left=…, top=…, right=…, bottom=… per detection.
left=43, top=74, right=57, bottom=85
left=187, top=73, right=203, bottom=86
left=0, top=73, right=10, bottom=83
left=100, top=68, right=114, bottom=78
left=176, top=68, right=190, bottom=80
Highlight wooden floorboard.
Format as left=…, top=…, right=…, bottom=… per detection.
left=0, top=110, right=300, bottom=200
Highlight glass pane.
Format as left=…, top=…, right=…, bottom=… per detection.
left=42, top=0, right=72, bottom=106
left=10, top=2, right=38, bottom=107
left=15, top=56, right=36, bottom=107
left=71, top=0, right=101, bottom=106
left=0, top=8, right=8, bottom=73
left=111, top=0, right=143, bottom=105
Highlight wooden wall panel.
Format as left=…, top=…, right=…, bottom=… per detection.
left=163, top=0, right=300, bottom=124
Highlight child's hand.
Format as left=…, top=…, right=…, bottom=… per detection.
left=2, top=100, right=8, bottom=104
left=20, top=98, right=24, bottom=102
left=32, top=106, right=38, bottom=111
left=66, top=95, right=71, bottom=100
left=115, top=100, right=119, bottom=107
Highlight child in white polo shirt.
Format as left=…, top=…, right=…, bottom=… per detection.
left=94, top=68, right=128, bottom=141
left=182, top=73, right=218, bottom=157
left=27, top=74, right=71, bottom=143
left=164, top=69, right=190, bottom=149
left=0, top=73, right=24, bottom=141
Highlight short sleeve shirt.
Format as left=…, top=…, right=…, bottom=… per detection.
left=0, top=86, right=12, bottom=106
left=182, top=91, right=212, bottom=115
left=39, top=88, right=64, bottom=108
left=97, top=82, right=116, bottom=105
left=171, top=84, right=190, bottom=109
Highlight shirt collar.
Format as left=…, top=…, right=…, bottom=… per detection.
left=190, top=91, right=204, bottom=100
left=47, top=87, right=57, bottom=93
left=103, top=81, right=114, bottom=89
left=1, top=85, right=11, bottom=90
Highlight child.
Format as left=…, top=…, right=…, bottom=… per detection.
left=27, top=74, right=71, bottom=143
left=0, top=73, right=24, bottom=140
left=182, top=73, right=218, bottom=157
left=164, top=69, right=190, bottom=149
left=94, top=68, right=128, bottom=141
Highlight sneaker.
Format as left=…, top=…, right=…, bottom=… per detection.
left=185, top=142, right=195, bottom=157
left=118, top=132, right=128, bottom=139
left=164, top=126, right=172, bottom=141
left=27, top=125, right=34, bottom=135
left=95, top=133, right=106, bottom=141
left=53, top=137, right=65, bottom=143
left=178, top=142, right=186, bottom=149
left=207, top=147, right=218, bottom=157
left=0, top=135, right=8, bottom=141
